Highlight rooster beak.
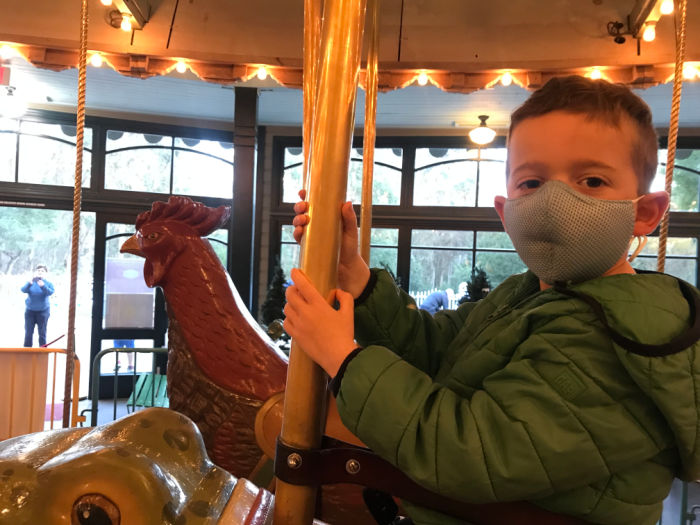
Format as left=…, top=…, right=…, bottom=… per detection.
left=120, top=235, right=144, bottom=257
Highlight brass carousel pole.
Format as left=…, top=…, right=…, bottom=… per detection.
left=359, top=0, right=379, bottom=263
left=62, top=0, right=88, bottom=428
left=302, top=0, right=321, bottom=190
left=274, top=0, right=367, bottom=523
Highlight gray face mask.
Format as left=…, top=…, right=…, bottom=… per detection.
left=503, top=180, right=638, bottom=285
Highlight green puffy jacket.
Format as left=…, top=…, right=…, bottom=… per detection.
left=337, top=269, right=700, bottom=525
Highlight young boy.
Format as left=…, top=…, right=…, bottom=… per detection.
left=284, top=76, right=700, bottom=525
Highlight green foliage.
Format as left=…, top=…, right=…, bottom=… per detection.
left=466, top=267, right=492, bottom=302
left=260, top=262, right=288, bottom=326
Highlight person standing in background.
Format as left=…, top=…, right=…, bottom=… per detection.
left=22, top=264, right=54, bottom=347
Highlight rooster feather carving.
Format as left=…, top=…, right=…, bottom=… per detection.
left=121, top=196, right=288, bottom=477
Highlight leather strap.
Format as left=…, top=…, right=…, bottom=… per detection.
left=274, top=439, right=591, bottom=525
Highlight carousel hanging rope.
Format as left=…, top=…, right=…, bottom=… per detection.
left=657, top=0, right=687, bottom=272
left=62, top=0, right=88, bottom=428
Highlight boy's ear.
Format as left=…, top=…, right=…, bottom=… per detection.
left=494, top=196, right=507, bottom=230
left=634, top=191, right=670, bottom=236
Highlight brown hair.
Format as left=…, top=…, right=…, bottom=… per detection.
left=508, top=75, right=658, bottom=193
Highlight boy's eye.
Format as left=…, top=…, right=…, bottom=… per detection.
left=583, top=177, right=605, bottom=188
left=518, top=179, right=541, bottom=190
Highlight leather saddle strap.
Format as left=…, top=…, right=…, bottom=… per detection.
left=274, top=439, right=592, bottom=525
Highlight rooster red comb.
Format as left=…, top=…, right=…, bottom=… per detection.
left=136, top=196, right=231, bottom=236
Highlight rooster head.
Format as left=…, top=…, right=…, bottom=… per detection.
left=121, top=196, right=230, bottom=287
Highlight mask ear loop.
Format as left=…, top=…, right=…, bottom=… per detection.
left=628, top=235, right=648, bottom=262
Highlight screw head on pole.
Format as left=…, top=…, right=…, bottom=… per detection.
left=287, top=453, right=302, bottom=469
left=345, top=459, right=361, bottom=475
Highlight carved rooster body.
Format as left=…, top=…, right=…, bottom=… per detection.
left=121, top=197, right=288, bottom=477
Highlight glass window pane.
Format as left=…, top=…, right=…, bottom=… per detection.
left=104, top=224, right=155, bottom=330
left=410, top=246, right=472, bottom=293
left=411, top=229, right=473, bottom=249
left=281, top=224, right=295, bottom=243
left=280, top=243, right=300, bottom=279
left=414, top=149, right=477, bottom=206
left=282, top=148, right=304, bottom=203
left=639, top=236, right=696, bottom=257
left=173, top=138, right=234, bottom=198
left=476, top=231, right=514, bottom=249
left=477, top=149, right=508, bottom=207
left=370, top=247, right=398, bottom=277
left=0, top=207, right=95, bottom=398
left=99, top=339, right=155, bottom=376
left=474, top=251, right=527, bottom=288
left=18, top=121, right=92, bottom=186
left=410, top=229, right=472, bottom=291
left=654, top=149, right=700, bottom=212
left=0, top=130, right=16, bottom=181
left=371, top=228, right=398, bottom=245
left=633, top=257, right=697, bottom=285
left=346, top=149, right=402, bottom=205
left=207, top=228, right=229, bottom=267
left=105, top=131, right=171, bottom=193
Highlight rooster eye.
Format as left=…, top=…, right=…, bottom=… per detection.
left=147, top=232, right=160, bottom=240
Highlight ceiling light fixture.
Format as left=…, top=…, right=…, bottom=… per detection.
left=100, top=0, right=113, bottom=5
left=256, top=66, right=268, bottom=80
left=89, top=53, right=104, bottom=67
left=500, top=72, right=513, bottom=87
left=120, top=13, right=132, bottom=32
left=175, top=60, right=187, bottom=74
left=0, top=44, right=17, bottom=60
left=659, top=0, right=674, bottom=15
left=589, top=68, right=603, bottom=80
left=468, top=115, right=496, bottom=146
left=683, top=64, right=698, bottom=80
left=642, top=21, right=656, bottom=42
left=416, top=71, right=429, bottom=86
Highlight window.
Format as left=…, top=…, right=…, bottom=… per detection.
left=0, top=119, right=93, bottom=186
left=270, top=136, right=700, bottom=301
left=105, top=131, right=234, bottom=198
left=281, top=146, right=402, bottom=205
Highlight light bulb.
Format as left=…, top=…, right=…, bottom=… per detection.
left=120, top=14, right=132, bottom=32
left=100, top=0, right=113, bottom=5
left=0, top=45, right=16, bottom=60
left=256, top=66, right=268, bottom=80
left=683, top=64, right=698, bottom=80
left=642, top=22, right=656, bottom=42
left=468, top=115, right=496, bottom=146
left=589, top=68, right=602, bottom=80
left=660, top=0, right=674, bottom=15
left=90, top=53, right=103, bottom=67
left=175, top=61, right=187, bottom=74
left=500, top=72, right=513, bottom=87
left=417, top=71, right=429, bottom=86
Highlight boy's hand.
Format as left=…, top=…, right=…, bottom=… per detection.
left=284, top=268, right=357, bottom=377
left=292, top=189, right=370, bottom=298
left=36, top=279, right=44, bottom=287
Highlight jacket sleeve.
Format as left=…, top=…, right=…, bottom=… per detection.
left=337, top=300, right=670, bottom=504
left=21, top=282, right=31, bottom=293
left=354, top=269, right=479, bottom=376
left=42, top=281, right=55, bottom=296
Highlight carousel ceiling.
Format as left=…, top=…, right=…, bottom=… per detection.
left=0, top=0, right=699, bottom=129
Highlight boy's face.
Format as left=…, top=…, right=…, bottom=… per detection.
left=34, top=267, right=46, bottom=279
left=501, top=111, right=640, bottom=202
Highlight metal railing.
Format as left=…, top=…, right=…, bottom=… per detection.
left=88, top=347, right=168, bottom=427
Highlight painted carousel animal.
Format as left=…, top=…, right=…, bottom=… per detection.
left=0, top=407, right=329, bottom=525
left=120, top=196, right=371, bottom=524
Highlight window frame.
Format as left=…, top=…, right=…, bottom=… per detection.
left=270, top=135, right=700, bottom=291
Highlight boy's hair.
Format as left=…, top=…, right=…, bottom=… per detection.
left=35, top=264, right=48, bottom=272
left=508, top=75, right=658, bottom=194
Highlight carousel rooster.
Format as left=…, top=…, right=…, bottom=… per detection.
left=120, top=196, right=288, bottom=478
